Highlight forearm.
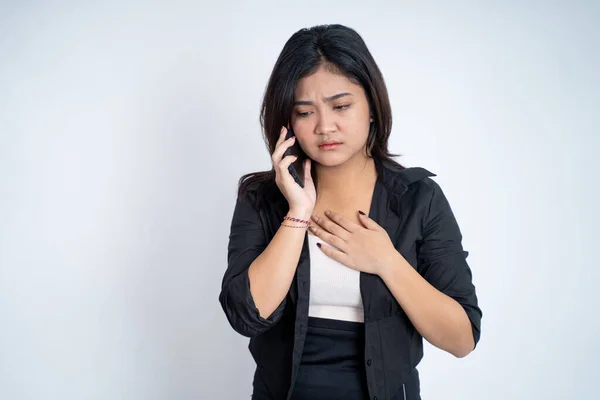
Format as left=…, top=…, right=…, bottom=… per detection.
left=379, top=254, right=475, bottom=358
left=248, top=208, right=311, bottom=319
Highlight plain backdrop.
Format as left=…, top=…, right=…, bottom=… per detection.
left=1, top=1, right=598, bottom=399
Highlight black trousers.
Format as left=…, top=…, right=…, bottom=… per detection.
left=251, top=316, right=421, bottom=400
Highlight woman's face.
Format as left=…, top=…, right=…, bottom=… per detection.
left=291, top=65, right=372, bottom=168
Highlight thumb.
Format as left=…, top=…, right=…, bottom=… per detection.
left=304, top=158, right=313, bottom=184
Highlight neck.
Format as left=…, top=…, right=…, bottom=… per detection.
left=315, top=154, right=377, bottom=200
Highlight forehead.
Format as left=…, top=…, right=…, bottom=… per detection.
left=294, top=66, right=362, bottom=99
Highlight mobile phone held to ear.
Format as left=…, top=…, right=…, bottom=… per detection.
left=283, top=124, right=304, bottom=188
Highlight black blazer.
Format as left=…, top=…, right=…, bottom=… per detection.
left=219, top=158, right=482, bottom=400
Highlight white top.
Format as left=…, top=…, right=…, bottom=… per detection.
left=307, top=234, right=364, bottom=323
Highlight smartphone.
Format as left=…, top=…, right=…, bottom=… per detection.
left=283, top=124, right=305, bottom=188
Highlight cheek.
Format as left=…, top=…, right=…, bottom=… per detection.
left=342, top=111, right=370, bottom=140
left=294, top=135, right=316, bottom=157
left=345, top=124, right=370, bottom=147
left=292, top=121, right=313, bottom=141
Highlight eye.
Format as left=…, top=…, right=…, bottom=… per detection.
left=296, top=111, right=312, bottom=117
left=335, top=104, right=351, bottom=111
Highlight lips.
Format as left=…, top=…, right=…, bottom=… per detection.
left=318, top=141, right=342, bottom=150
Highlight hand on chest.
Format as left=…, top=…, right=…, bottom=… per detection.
left=307, top=197, right=421, bottom=276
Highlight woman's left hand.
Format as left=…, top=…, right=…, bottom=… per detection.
left=309, top=210, right=400, bottom=276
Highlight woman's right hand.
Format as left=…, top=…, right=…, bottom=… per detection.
left=272, top=126, right=317, bottom=215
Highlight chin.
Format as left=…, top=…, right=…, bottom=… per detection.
left=312, top=153, right=351, bottom=167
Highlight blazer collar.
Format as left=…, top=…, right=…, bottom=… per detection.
left=375, top=157, right=436, bottom=195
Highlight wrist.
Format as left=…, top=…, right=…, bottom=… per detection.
left=281, top=208, right=313, bottom=230
left=288, top=207, right=313, bottom=220
left=379, top=251, right=407, bottom=281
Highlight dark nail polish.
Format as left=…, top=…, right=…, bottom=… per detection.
left=358, top=210, right=366, bottom=215
left=317, top=243, right=322, bottom=248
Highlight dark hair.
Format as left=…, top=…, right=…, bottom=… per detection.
left=238, top=24, right=403, bottom=206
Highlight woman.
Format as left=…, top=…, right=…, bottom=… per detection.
left=219, top=24, right=482, bottom=400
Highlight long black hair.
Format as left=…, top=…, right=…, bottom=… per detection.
left=238, top=24, right=403, bottom=207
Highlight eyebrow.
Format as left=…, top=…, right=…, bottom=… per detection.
left=293, top=92, right=353, bottom=106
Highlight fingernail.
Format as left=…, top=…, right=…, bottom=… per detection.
left=324, top=210, right=331, bottom=216
left=312, top=215, right=319, bottom=222
left=359, top=210, right=366, bottom=216
left=317, top=243, right=322, bottom=248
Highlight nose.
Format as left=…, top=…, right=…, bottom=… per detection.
left=315, top=110, right=337, bottom=135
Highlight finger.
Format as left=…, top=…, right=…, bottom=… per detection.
left=316, top=242, right=353, bottom=267
left=308, top=224, right=348, bottom=252
left=312, top=214, right=351, bottom=241
left=278, top=155, right=298, bottom=173
left=324, top=210, right=360, bottom=233
left=272, top=127, right=288, bottom=158
left=272, top=135, right=296, bottom=165
left=358, top=210, right=381, bottom=231
left=275, top=126, right=288, bottom=147
left=304, top=158, right=313, bottom=183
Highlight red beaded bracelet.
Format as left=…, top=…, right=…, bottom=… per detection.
left=283, top=216, right=311, bottom=226
left=280, top=222, right=308, bottom=229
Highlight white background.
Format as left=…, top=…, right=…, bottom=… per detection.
left=1, top=1, right=598, bottom=399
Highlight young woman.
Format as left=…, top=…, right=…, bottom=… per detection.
left=219, top=24, right=482, bottom=400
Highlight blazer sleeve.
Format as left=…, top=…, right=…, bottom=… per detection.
left=218, top=190, right=287, bottom=338
left=416, top=181, right=482, bottom=349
